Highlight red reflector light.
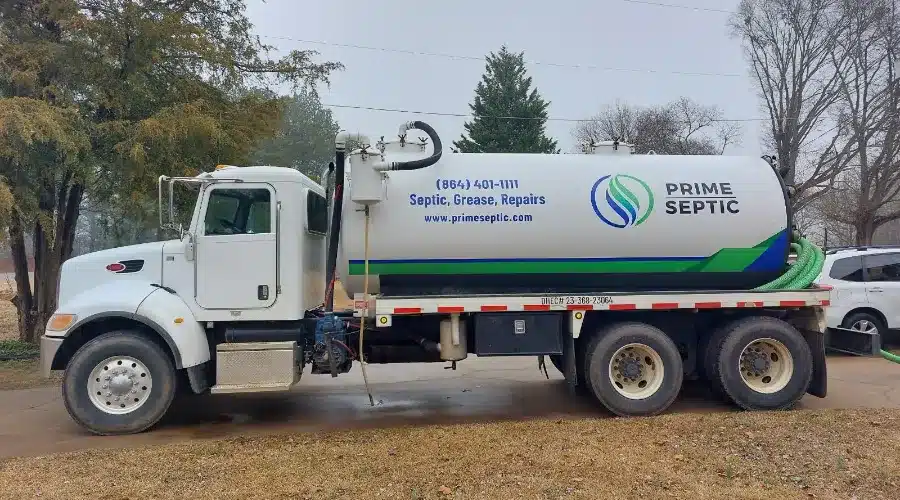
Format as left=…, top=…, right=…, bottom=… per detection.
left=106, top=263, right=125, bottom=272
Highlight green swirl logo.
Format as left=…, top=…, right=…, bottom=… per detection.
left=590, top=174, right=654, bottom=228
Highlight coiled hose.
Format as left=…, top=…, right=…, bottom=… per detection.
left=753, top=233, right=825, bottom=291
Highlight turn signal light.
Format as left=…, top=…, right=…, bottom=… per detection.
left=47, top=314, right=77, bottom=331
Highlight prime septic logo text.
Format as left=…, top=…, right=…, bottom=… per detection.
left=663, top=182, right=739, bottom=215
left=590, top=174, right=655, bottom=229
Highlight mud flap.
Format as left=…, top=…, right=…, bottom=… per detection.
left=186, top=362, right=212, bottom=394
left=563, top=330, right=577, bottom=391
left=801, top=329, right=827, bottom=398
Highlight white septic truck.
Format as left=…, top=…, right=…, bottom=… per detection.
left=41, top=121, right=831, bottom=435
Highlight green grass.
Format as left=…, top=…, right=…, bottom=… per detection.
left=0, top=339, right=39, bottom=360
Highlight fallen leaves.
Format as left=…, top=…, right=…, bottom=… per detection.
left=0, top=409, right=898, bottom=500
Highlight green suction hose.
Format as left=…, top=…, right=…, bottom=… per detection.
left=881, top=349, right=900, bottom=364
left=753, top=233, right=826, bottom=291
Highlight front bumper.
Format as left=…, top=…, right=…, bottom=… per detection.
left=40, top=335, right=64, bottom=378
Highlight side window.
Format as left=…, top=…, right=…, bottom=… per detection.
left=246, top=194, right=272, bottom=234
left=203, top=188, right=271, bottom=235
left=204, top=190, right=241, bottom=235
left=306, top=190, right=328, bottom=236
left=829, top=256, right=864, bottom=282
left=865, top=253, right=900, bottom=282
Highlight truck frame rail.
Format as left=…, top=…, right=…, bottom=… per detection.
left=356, top=287, right=832, bottom=319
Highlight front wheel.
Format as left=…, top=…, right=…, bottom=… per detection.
left=583, top=322, right=684, bottom=417
left=62, top=331, right=177, bottom=435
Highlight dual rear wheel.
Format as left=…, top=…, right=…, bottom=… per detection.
left=703, top=316, right=813, bottom=411
left=557, top=316, right=813, bottom=417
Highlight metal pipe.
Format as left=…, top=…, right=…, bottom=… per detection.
left=324, top=137, right=348, bottom=312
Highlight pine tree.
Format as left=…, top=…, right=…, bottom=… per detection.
left=453, top=46, right=558, bottom=153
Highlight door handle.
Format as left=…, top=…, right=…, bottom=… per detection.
left=869, top=287, right=884, bottom=293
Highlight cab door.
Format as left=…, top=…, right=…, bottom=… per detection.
left=195, top=183, right=278, bottom=310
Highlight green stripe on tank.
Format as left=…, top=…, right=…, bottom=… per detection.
left=348, top=231, right=785, bottom=276
left=349, top=259, right=703, bottom=275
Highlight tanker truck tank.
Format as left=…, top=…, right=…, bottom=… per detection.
left=331, top=124, right=792, bottom=297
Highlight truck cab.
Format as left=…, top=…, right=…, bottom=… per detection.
left=41, top=165, right=330, bottom=434
left=160, top=165, right=326, bottom=321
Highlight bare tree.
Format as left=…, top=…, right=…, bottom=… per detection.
left=818, top=0, right=900, bottom=244
left=731, top=0, right=853, bottom=211
left=792, top=203, right=855, bottom=247
left=572, top=97, right=741, bottom=155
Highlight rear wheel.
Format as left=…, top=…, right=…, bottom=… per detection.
left=583, top=322, right=683, bottom=417
left=707, top=316, right=812, bottom=411
left=62, top=331, right=177, bottom=435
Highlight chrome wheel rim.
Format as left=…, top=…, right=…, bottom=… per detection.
left=87, top=356, right=153, bottom=415
left=850, top=319, right=878, bottom=334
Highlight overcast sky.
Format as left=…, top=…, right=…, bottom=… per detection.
left=246, top=0, right=764, bottom=155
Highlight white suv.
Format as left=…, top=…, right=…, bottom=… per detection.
left=818, top=246, right=900, bottom=340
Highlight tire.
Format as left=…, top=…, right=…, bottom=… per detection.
left=707, top=316, right=812, bottom=411
left=702, top=322, right=731, bottom=399
left=62, top=331, right=177, bottom=436
left=583, top=322, right=683, bottom=417
left=841, top=311, right=885, bottom=337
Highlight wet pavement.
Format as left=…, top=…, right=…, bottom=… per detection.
left=2, top=355, right=899, bottom=459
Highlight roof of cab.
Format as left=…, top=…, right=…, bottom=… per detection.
left=202, top=165, right=324, bottom=193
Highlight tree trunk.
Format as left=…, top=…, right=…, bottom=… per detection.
left=8, top=209, right=37, bottom=342
left=9, top=182, right=84, bottom=344
left=855, top=216, right=876, bottom=246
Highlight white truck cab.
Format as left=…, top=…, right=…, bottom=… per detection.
left=42, top=165, right=328, bottom=433
left=40, top=121, right=831, bottom=436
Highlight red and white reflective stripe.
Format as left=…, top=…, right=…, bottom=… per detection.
left=386, top=296, right=831, bottom=315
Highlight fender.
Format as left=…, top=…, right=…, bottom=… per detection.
left=135, top=288, right=210, bottom=369
left=50, top=281, right=209, bottom=369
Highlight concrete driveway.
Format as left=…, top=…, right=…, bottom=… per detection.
left=2, top=355, right=899, bottom=459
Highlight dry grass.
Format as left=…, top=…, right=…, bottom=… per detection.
left=0, top=359, right=59, bottom=390
left=0, top=284, right=40, bottom=389
left=0, top=409, right=898, bottom=500
left=0, top=284, right=17, bottom=342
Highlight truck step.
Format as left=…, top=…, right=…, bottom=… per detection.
left=210, top=341, right=301, bottom=395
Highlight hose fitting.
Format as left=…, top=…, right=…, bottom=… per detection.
left=377, top=121, right=442, bottom=171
